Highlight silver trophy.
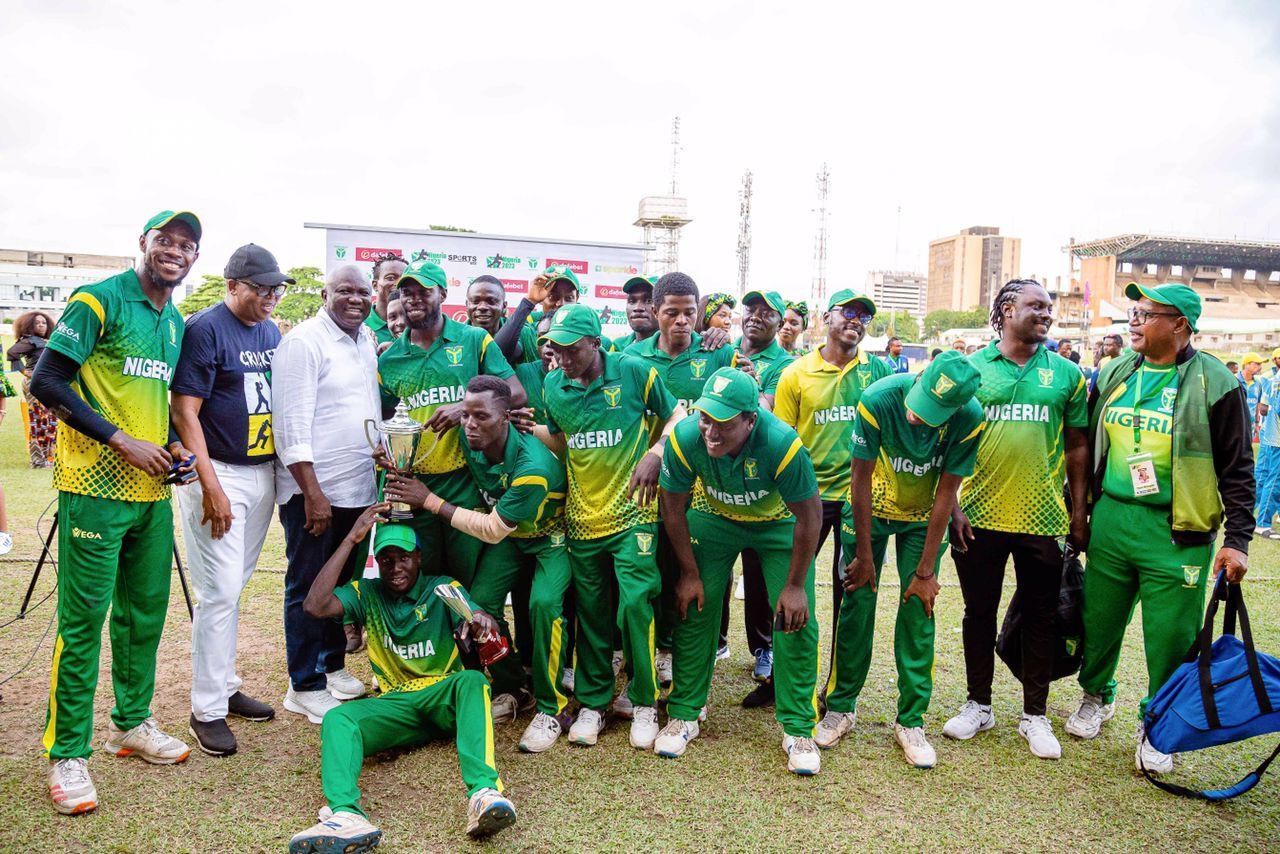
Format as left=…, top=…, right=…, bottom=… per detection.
left=365, top=400, right=428, bottom=521
left=435, top=583, right=509, bottom=665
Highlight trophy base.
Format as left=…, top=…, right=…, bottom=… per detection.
left=388, top=501, right=416, bottom=522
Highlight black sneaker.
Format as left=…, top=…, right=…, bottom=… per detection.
left=189, top=715, right=237, bottom=757
left=742, top=678, right=775, bottom=709
left=227, top=691, right=275, bottom=722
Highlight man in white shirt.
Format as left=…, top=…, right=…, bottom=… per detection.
left=272, top=265, right=382, bottom=724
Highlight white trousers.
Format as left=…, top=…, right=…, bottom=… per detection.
left=178, top=460, right=276, bottom=721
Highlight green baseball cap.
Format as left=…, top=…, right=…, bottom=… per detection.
left=827, top=288, right=877, bottom=316
left=1124, top=282, right=1201, bottom=333
left=743, top=290, right=785, bottom=316
left=691, top=368, right=759, bottom=422
left=374, top=523, right=418, bottom=556
left=142, top=210, right=202, bottom=243
left=399, top=260, right=448, bottom=290
left=622, top=275, right=658, bottom=294
left=546, top=266, right=582, bottom=292
left=539, top=302, right=601, bottom=346
left=904, top=350, right=980, bottom=427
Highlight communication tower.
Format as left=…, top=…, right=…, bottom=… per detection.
left=736, top=170, right=753, bottom=298
left=811, top=164, right=830, bottom=307
left=635, top=117, right=692, bottom=275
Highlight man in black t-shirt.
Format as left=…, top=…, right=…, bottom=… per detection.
left=171, top=244, right=288, bottom=757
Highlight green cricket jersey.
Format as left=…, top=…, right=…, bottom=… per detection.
left=624, top=332, right=739, bottom=409
left=852, top=373, right=985, bottom=522
left=735, top=337, right=794, bottom=396
left=377, top=317, right=515, bottom=475
left=773, top=347, right=892, bottom=500
left=463, top=424, right=566, bottom=539
left=960, top=342, right=1089, bottom=536
left=661, top=411, right=817, bottom=523
left=611, top=331, right=640, bottom=352
left=47, top=269, right=184, bottom=502
left=544, top=350, right=677, bottom=539
left=364, top=311, right=394, bottom=346
left=335, top=573, right=472, bottom=694
left=1100, top=363, right=1178, bottom=507
left=514, top=360, right=549, bottom=424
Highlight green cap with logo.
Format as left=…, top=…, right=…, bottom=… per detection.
left=622, top=275, right=658, bottom=294
left=691, top=367, right=759, bottom=422
left=399, top=260, right=448, bottom=290
left=539, top=302, right=601, bottom=346
left=827, top=288, right=877, bottom=316
left=546, top=266, right=582, bottom=292
left=743, top=290, right=786, bottom=315
left=142, top=210, right=202, bottom=243
left=904, top=350, right=980, bottom=427
left=1124, top=282, right=1202, bottom=333
left=374, top=523, right=419, bottom=556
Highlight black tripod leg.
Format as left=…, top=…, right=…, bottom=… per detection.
left=19, top=513, right=59, bottom=618
left=173, top=543, right=194, bottom=621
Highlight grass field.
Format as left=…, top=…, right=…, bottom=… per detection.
left=0, top=394, right=1278, bottom=852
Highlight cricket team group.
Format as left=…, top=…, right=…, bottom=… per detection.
left=31, top=210, right=1254, bottom=851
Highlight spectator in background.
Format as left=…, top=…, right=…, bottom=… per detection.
left=779, top=301, right=810, bottom=357
left=1090, top=333, right=1124, bottom=392
left=883, top=336, right=910, bottom=373
left=7, top=310, right=59, bottom=466
left=1254, top=380, right=1280, bottom=538
left=952, top=339, right=967, bottom=352
left=698, top=293, right=736, bottom=334
left=365, top=253, right=406, bottom=347
left=1226, top=360, right=1240, bottom=378
left=1242, top=353, right=1266, bottom=432
left=1058, top=339, right=1082, bottom=366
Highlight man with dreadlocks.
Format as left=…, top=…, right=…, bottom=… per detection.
left=941, top=279, right=1090, bottom=760
left=365, top=253, right=407, bottom=347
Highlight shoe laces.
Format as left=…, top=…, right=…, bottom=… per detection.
left=53, top=757, right=89, bottom=786
left=789, top=736, right=818, bottom=755
left=633, top=706, right=658, bottom=725
left=1079, top=694, right=1104, bottom=719
left=659, top=718, right=691, bottom=738
left=957, top=700, right=988, bottom=723
left=529, top=713, right=558, bottom=734
left=577, top=709, right=602, bottom=728
left=820, top=711, right=850, bottom=729
left=1023, top=715, right=1053, bottom=738
left=900, top=726, right=929, bottom=748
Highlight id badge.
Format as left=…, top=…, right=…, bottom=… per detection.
left=1127, top=451, right=1159, bottom=497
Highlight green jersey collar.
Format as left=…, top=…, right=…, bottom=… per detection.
left=630, top=331, right=703, bottom=362
left=556, top=346, right=622, bottom=393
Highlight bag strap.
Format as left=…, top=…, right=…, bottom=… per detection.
left=1142, top=738, right=1280, bottom=801
left=1196, top=575, right=1229, bottom=728
left=1227, top=583, right=1275, bottom=716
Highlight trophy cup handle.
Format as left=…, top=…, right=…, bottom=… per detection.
left=364, top=419, right=382, bottom=453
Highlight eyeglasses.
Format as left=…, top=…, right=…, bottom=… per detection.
left=1128, top=308, right=1180, bottom=325
left=236, top=281, right=288, bottom=299
left=836, top=305, right=872, bottom=324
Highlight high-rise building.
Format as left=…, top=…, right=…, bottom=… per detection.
left=927, top=226, right=1021, bottom=314
left=865, top=270, right=927, bottom=321
left=0, top=247, right=132, bottom=318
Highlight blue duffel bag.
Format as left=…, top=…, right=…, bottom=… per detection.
left=1140, top=575, right=1280, bottom=800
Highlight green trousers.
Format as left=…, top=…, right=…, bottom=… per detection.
left=668, top=511, right=819, bottom=737
left=569, top=524, right=661, bottom=710
left=320, top=669, right=501, bottom=816
left=1078, top=494, right=1213, bottom=717
left=469, top=532, right=573, bottom=716
left=404, top=468, right=484, bottom=587
left=43, top=492, right=174, bottom=759
left=654, top=529, right=678, bottom=651
left=828, top=506, right=943, bottom=728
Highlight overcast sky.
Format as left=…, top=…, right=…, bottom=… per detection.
left=3, top=0, right=1279, bottom=305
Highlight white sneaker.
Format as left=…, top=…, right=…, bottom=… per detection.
left=568, top=709, right=605, bottom=746
left=612, top=649, right=625, bottom=677
left=783, top=735, right=821, bottom=775
left=518, top=713, right=562, bottom=753
left=715, top=643, right=731, bottom=661
left=613, top=684, right=635, bottom=720
left=1255, top=526, right=1272, bottom=536
left=1019, top=714, right=1062, bottom=760
left=561, top=667, right=575, bottom=695
left=630, top=705, right=660, bottom=750
left=0, top=532, right=12, bottom=556
left=1135, top=723, right=1174, bottom=774
left=894, top=723, right=937, bottom=769
left=103, top=718, right=190, bottom=764
left=284, top=687, right=342, bottom=724
left=288, top=808, right=381, bottom=853
left=48, top=757, right=97, bottom=815
left=491, top=690, right=533, bottom=725
left=814, top=710, right=856, bottom=749
left=654, top=718, right=700, bottom=758
left=942, top=701, right=995, bottom=740
left=466, top=787, right=517, bottom=839
left=1065, top=692, right=1115, bottom=739
left=326, top=669, right=367, bottom=700
left=655, top=651, right=673, bottom=687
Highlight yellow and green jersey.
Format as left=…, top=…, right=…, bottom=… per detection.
left=773, top=347, right=892, bottom=500
left=377, top=317, right=515, bottom=475
left=661, top=410, right=817, bottom=523
left=463, top=424, right=566, bottom=539
left=624, top=332, right=739, bottom=409
left=1100, top=363, right=1178, bottom=507
left=334, top=573, right=470, bottom=694
left=851, top=373, right=985, bottom=522
left=47, top=269, right=183, bottom=502
left=544, top=350, right=677, bottom=539
left=514, top=360, right=549, bottom=424
left=735, top=337, right=795, bottom=396
left=960, top=342, right=1088, bottom=536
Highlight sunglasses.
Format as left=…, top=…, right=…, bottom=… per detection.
left=835, top=304, right=872, bottom=324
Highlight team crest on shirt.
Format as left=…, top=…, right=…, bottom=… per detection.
left=690, top=359, right=707, bottom=379
left=413, top=606, right=428, bottom=622
left=932, top=375, right=956, bottom=397
left=1160, top=388, right=1176, bottom=413
left=1038, top=368, right=1054, bottom=387
left=635, top=531, right=654, bottom=555
left=1182, top=565, right=1201, bottom=588
left=744, top=458, right=759, bottom=479
left=445, top=346, right=464, bottom=366
left=603, top=386, right=622, bottom=408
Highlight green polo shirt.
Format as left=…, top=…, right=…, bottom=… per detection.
left=364, top=311, right=394, bottom=346
left=624, top=332, right=739, bottom=409
left=544, top=350, right=677, bottom=539
left=334, top=573, right=472, bottom=694
left=378, top=317, right=515, bottom=475
left=47, top=269, right=184, bottom=502
left=961, top=342, right=1089, bottom=536
left=661, top=410, right=817, bottom=523
left=514, top=360, right=549, bottom=424
left=851, top=373, right=985, bottom=522
left=773, top=347, right=892, bottom=501
left=735, top=337, right=794, bottom=396
left=610, top=331, right=638, bottom=352
left=463, top=424, right=566, bottom=539
left=1100, top=363, right=1178, bottom=507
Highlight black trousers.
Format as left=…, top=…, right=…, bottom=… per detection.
left=951, top=527, right=1064, bottom=715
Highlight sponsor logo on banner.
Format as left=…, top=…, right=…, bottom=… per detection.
left=499, top=279, right=529, bottom=294
left=334, top=245, right=348, bottom=259
left=445, top=305, right=468, bottom=322
left=356, top=247, right=402, bottom=262
left=596, top=285, right=626, bottom=299
left=412, top=249, right=448, bottom=265
left=447, top=254, right=477, bottom=265
left=595, top=263, right=640, bottom=274
left=486, top=253, right=525, bottom=270
left=546, top=258, right=588, bottom=275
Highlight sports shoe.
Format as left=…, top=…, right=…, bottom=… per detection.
left=189, top=715, right=237, bottom=757
left=612, top=649, right=625, bottom=677
left=568, top=709, right=605, bottom=746
left=655, top=651, right=673, bottom=687
left=289, top=807, right=381, bottom=853
left=742, top=678, right=775, bottom=709
left=783, top=735, right=821, bottom=775
left=613, top=685, right=635, bottom=720
left=466, top=788, right=517, bottom=839
left=491, top=689, right=535, bottom=724
left=103, top=718, right=190, bottom=764
left=814, top=710, right=856, bottom=749
left=752, top=648, right=773, bottom=682
left=227, top=691, right=275, bottom=722
left=1019, top=714, right=1062, bottom=760
left=894, top=723, right=937, bottom=768
left=284, top=687, right=342, bottom=724
left=561, top=667, right=575, bottom=695
left=0, top=532, right=12, bottom=556
left=942, top=701, right=995, bottom=740
left=630, top=705, right=660, bottom=750
left=1065, top=692, right=1115, bottom=739
left=518, top=712, right=563, bottom=753
left=715, top=643, right=731, bottom=661
left=344, top=623, right=366, bottom=654
left=1255, top=525, right=1272, bottom=536
left=654, top=718, right=700, bottom=758
left=1268, top=531, right=1280, bottom=541
left=1135, top=723, right=1174, bottom=774
left=48, top=757, right=96, bottom=815
left=326, top=669, right=367, bottom=701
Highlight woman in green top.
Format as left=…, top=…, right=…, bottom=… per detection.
left=778, top=301, right=809, bottom=357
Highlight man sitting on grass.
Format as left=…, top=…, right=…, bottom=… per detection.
left=290, top=504, right=516, bottom=852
